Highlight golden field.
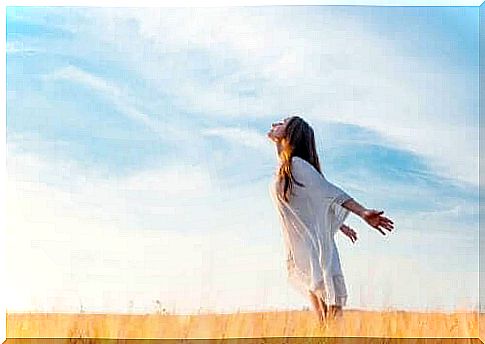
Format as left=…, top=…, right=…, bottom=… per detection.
left=6, top=310, right=482, bottom=340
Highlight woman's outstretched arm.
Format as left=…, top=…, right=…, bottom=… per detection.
left=342, top=199, right=395, bottom=235
left=341, top=198, right=366, bottom=218
left=290, top=157, right=394, bottom=234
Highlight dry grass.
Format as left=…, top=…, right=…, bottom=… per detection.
left=6, top=309, right=479, bottom=339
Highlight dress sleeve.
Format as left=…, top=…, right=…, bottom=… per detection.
left=292, top=156, right=353, bottom=234
left=291, top=156, right=353, bottom=206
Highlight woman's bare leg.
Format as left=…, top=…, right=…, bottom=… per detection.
left=317, top=296, right=328, bottom=320
left=329, top=305, right=343, bottom=318
left=307, top=291, right=324, bottom=324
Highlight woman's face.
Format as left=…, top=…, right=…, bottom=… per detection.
left=267, top=117, right=290, bottom=143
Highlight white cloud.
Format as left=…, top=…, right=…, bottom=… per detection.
left=24, top=8, right=478, bottom=189
left=6, top=145, right=302, bottom=313
left=6, top=142, right=478, bottom=313
left=117, top=7, right=478, bottom=187
left=7, top=134, right=216, bottom=223
left=201, top=126, right=273, bottom=154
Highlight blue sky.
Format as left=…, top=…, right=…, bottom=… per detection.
left=6, top=5, right=479, bottom=313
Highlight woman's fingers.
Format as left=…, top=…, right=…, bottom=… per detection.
left=343, top=225, right=358, bottom=243
left=348, top=228, right=357, bottom=243
left=376, top=226, right=386, bottom=235
left=375, top=223, right=393, bottom=235
left=382, top=217, right=394, bottom=227
left=349, top=231, right=355, bottom=243
left=380, top=220, right=393, bottom=230
left=380, top=218, right=394, bottom=231
left=376, top=213, right=394, bottom=231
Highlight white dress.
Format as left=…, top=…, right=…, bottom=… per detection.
left=269, top=156, right=353, bottom=307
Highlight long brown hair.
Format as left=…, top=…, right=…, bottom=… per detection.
left=277, top=116, right=322, bottom=203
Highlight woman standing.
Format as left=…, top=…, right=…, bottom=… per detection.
left=267, top=116, right=394, bottom=324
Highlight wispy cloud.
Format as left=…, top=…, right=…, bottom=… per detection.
left=201, top=126, right=273, bottom=153
left=88, top=7, right=478, bottom=187
left=11, top=7, right=478, bottom=187
left=6, top=41, right=39, bottom=55
left=43, top=65, right=196, bottom=144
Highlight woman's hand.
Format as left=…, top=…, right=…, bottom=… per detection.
left=362, top=209, right=394, bottom=235
left=340, top=224, right=358, bottom=244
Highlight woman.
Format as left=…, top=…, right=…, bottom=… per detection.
left=267, top=116, right=394, bottom=324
